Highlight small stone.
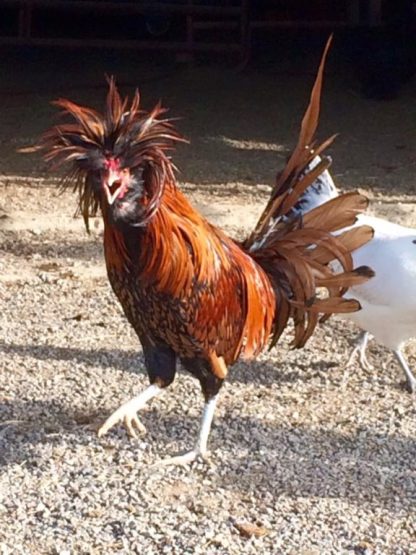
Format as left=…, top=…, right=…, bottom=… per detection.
left=233, top=521, right=269, bottom=538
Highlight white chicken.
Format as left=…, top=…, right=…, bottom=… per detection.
left=291, top=156, right=416, bottom=392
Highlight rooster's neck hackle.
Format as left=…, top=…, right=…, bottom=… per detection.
left=103, top=179, right=233, bottom=298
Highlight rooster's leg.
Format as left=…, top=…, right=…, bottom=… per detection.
left=346, top=331, right=373, bottom=371
left=98, top=341, right=177, bottom=438
left=98, top=384, right=163, bottom=438
left=155, top=394, right=219, bottom=467
left=153, top=355, right=223, bottom=467
left=394, top=350, right=416, bottom=393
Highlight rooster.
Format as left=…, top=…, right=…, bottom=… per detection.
left=290, top=156, right=416, bottom=393
left=37, top=38, right=374, bottom=465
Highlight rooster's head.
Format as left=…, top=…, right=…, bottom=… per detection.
left=38, top=78, right=186, bottom=230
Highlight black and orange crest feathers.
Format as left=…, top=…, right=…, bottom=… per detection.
left=39, top=78, right=187, bottom=229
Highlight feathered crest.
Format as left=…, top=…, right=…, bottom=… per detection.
left=38, top=77, right=187, bottom=230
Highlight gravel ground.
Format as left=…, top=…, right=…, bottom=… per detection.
left=1, top=46, right=416, bottom=554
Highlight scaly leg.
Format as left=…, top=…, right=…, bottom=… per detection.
left=98, top=384, right=163, bottom=438
left=394, top=350, right=416, bottom=394
left=154, top=394, right=219, bottom=467
left=345, top=331, right=373, bottom=371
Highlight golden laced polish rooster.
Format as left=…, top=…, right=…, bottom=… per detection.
left=37, top=38, right=374, bottom=465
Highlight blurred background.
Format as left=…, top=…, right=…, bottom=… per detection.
left=0, top=0, right=415, bottom=194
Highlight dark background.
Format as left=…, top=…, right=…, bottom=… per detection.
left=0, top=0, right=415, bottom=194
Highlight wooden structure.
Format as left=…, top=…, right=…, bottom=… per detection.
left=0, top=1, right=383, bottom=58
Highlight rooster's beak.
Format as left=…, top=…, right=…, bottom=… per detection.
left=103, top=169, right=124, bottom=205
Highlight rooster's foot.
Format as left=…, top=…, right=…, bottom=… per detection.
left=152, top=395, right=219, bottom=468
left=345, top=331, right=373, bottom=371
left=97, top=384, right=163, bottom=438
left=394, top=350, right=416, bottom=394
left=153, top=448, right=210, bottom=468
left=98, top=402, right=146, bottom=438
left=405, top=376, right=416, bottom=394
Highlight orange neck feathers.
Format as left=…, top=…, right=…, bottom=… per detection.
left=102, top=180, right=231, bottom=296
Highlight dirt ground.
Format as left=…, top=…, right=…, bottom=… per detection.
left=0, top=44, right=416, bottom=554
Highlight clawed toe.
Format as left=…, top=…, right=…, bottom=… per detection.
left=359, top=355, right=373, bottom=372
left=345, top=347, right=373, bottom=371
left=97, top=385, right=163, bottom=438
left=345, top=332, right=372, bottom=372
left=151, top=449, right=210, bottom=468
left=125, top=415, right=147, bottom=438
left=405, top=378, right=416, bottom=394
left=345, top=346, right=359, bottom=369
left=97, top=405, right=147, bottom=438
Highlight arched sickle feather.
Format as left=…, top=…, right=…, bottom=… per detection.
left=246, top=34, right=334, bottom=249
left=276, top=34, right=333, bottom=194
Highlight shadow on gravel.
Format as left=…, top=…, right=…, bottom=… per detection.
left=230, top=358, right=339, bottom=387
left=215, top=418, right=416, bottom=510
left=0, top=398, right=106, bottom=466
left=1, top=231, right=102, bottom=262
left=0, top=340, right=144, bottom=374
left=0, top=340, right=320, bottom=388
left=0, top=399, right=415, bottom=510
